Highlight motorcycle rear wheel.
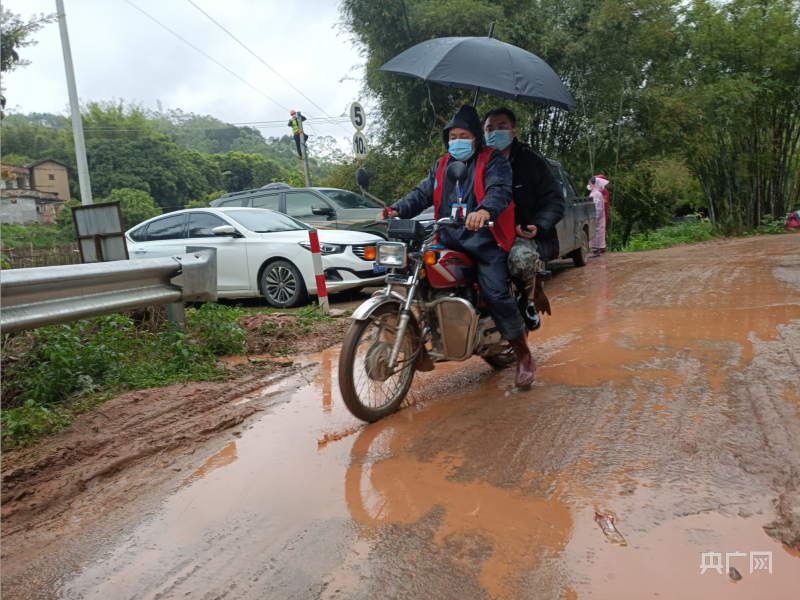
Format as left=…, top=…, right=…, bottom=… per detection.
left=339, top=304, right=418, bottom=422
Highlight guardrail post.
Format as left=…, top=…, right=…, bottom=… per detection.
left=307, top=229, right=330, bottom=314
left=166, top=303, right=186, bottom=330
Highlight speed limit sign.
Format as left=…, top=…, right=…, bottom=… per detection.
left=353, top=132, right=369, bottom=159
left=350, top=102, right=366, bottom=131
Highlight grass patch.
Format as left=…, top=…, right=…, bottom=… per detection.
left=611, top=215, right=790, bottom=253
left=0, top=223, right=75, bottom=249
left=1, top=304, right=248, bottom=451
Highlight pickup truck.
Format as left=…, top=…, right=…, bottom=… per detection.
left=547, top=159, right=596, bottom=267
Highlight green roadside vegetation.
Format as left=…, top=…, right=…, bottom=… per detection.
left=0, top=302, right=348, bottom=451
left=608, top=215, right=792, bottom=253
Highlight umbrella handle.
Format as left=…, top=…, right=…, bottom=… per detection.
left=472, top=22, right=496, bottom=107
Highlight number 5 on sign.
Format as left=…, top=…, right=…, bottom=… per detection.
left=353, top=132, right=369, bottom=159
left=350, top=102, right=366, bottom=131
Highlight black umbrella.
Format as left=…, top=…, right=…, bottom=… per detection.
left=379, top=27, right=575, bottom=111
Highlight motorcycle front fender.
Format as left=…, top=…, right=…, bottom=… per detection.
left=351, top=294, right=404, bottom=321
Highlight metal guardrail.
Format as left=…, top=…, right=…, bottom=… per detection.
left=0, top=249, right=217, bottom=334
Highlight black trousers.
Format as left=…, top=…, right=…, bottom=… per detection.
left=438, top=228, right=525, bottom=340
left=293, top=133, right=308, bottom=158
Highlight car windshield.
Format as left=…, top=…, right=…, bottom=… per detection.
left=320, top=189, right=382, bottom=209
left=220, top=209, right=311, bottom=232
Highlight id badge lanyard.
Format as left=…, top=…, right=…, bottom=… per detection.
left=451, top=184, right=465, bottom=221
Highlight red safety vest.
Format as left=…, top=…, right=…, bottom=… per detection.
left=433, top=146, right=516, bottom=252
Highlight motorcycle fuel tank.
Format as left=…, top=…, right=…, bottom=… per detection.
left=427, top=250, right=476, bottom=289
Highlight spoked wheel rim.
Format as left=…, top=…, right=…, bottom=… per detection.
left=349, top=312, right=416, bottom=411
left=265, top=266, right=297, bottom=304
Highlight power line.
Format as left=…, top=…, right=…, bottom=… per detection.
left=122, top=0, right=289, bottom=112
left=185, top=0, right=353, bottom=137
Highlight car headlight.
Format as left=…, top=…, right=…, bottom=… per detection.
left=297, top=241, right=344, bottom=255
left=376, top=242, right=407, bottom=268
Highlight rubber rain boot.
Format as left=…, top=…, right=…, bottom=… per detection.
left=509, top=334, right=536, bottom=388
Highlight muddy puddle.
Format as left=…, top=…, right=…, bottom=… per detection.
left=4, top=235, right=800, bottom=599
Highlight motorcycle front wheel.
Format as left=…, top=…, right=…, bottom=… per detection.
left=339, top=304, right=418, bottom=422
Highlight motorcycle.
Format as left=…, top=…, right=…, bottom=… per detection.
left=339, top=162, right=545, bottom=422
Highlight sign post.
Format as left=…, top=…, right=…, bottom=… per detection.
left=307, top=229, right=330, bottom=314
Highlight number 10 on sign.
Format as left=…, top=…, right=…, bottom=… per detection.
left=353, top=132, right=369, bottom=159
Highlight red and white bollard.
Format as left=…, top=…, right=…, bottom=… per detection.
left=307, top=229, right=330, bottom=314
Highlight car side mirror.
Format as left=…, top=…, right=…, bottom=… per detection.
left=212, top=225, right=238, bottom=236
left=312, top=206, right=333, bottom=216
left=356, top=167, right=369, bottom=190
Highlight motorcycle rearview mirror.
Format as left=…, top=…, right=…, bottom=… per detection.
left=355, top=167, right=369, bottom=190
left=446, top=161, right=468, bottom=186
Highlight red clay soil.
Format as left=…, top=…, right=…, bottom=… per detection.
left=0, top=362, right=312, bottom=541
left=239, top=311, right=351, bottom=355
left=0, top=311, right=354, bottom=564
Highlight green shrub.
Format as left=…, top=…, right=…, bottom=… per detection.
left=617, top=219, right=716, bottom=252
left=4, top=315, right=130, bottom=406
left=1, top=303, right=248, bottom=450
left=758, top=215, right=786, bottom=235
left=186, top=303, right=246, bottom=355
left=0, top=400, right=72, bottom=447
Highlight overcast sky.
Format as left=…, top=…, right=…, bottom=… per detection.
left=3, top=0, right=367, bottom=147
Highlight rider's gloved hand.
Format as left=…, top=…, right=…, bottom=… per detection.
left=377, top=207, right=398, bottom=220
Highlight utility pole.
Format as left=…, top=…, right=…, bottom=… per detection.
left=56, top=0, right=92, bottom=205
left=296, top=111, right=312, bottom=187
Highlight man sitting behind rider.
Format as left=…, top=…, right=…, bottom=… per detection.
left=484, top=108, right=565, bottom=330
left=379, top=105, right=535, bottom=388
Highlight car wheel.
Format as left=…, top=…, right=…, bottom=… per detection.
left=261, top=260, right=308, bottom=308
left=568, top=229, right=589, bottom=267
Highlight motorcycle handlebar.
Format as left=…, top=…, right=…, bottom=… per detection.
left=435, top=218, right=494, bottom=228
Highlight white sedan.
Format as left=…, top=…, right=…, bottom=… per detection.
left=126, top=208, right=385, bottom=307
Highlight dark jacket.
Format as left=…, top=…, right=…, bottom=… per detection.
left=508, top=139, right=565, bottom=260
left=393, top=105, right=512, bottom=223
left=392, top=152, right=512, bottom=224
left=392, top=105, right=513, bottom=252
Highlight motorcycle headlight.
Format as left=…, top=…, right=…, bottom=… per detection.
left=297, top=241, right=344, bottom=255
left=376, top=242, right=407, bottom=268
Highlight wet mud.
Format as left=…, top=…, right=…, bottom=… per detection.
left=2, top=235, right=800, bottom=599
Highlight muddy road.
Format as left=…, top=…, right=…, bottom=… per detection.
left=3, top=234, right=800, bottom=599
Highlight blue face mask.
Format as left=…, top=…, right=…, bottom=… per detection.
left=486, top=130, right=512, bottom=150
left=448, top=138, right=475, bottom=161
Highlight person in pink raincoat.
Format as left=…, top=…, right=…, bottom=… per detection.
left=587, top=175, right=608, bottom=257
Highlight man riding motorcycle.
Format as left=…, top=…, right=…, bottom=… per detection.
left=379, top=105, right=535, bottom=388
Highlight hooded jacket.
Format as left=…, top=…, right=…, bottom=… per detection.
left=391, top=106, right=513, bottom=230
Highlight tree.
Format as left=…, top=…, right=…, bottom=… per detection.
left=1, top=9, right=57, bottom=115
left=105, top=188, right=163, bottom=230
left=87, top=136, right=211, bottom=209
left=212, top=151, right=287, bottom=192
left=0, top=153, right=34, bottom=166
left=338, top=0, right=798, bottom=237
